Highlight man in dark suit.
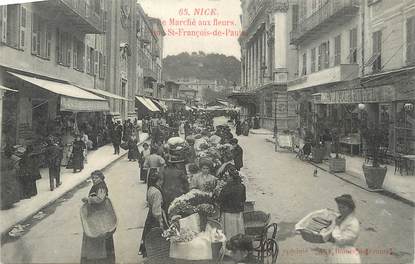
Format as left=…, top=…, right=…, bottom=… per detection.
left=230, top=138, right=243, bottom=171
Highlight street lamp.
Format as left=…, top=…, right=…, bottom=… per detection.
left=404, top=102, right=414, bottom=112
left=358, top=103, right=366, bottom=110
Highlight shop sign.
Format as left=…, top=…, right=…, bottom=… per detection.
left=60, top=97, right=109, bottom=112
left=318, top=86, right=394, bottom=104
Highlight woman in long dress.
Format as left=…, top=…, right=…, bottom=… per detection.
left=138, top=171, right=166, bottom=257
left=80, top=170, right=115, bottom=264
left=18, top=145, right=40, bottom=198
left=72, top=135, right=86, bottom=173
left=328, top=194, right=361, bottom=264
left=1, top=146, right=22, bottom=209
left=219, top=169, right=246, bottom=240
left=127, top=136, right=139, bottom=161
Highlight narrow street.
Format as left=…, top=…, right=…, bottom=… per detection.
left=1, top=120, right=413, bottom=264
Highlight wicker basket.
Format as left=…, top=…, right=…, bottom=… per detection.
left=299, top=229, right=325, bottom=243
left=243, top=211, right=270, bottom=236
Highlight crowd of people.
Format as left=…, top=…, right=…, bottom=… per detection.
left=133, top=113, right=247, bottom=259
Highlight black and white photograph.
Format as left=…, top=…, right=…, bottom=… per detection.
left=0, top=0, right=414, bottom=263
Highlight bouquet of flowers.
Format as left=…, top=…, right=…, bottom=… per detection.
left=168, top=189, right=214, bottom=218
left=196, top=203, right=215, bottom=216
left=163, top=224, right=198, bottom=243
left=201, top=180, right=217, bottom=193
left=212, top=179, right=227, bottom=201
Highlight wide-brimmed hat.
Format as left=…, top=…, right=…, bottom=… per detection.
left=335, top=194, right=355, bottom=210
left=199, top=158, right=213, bottom=169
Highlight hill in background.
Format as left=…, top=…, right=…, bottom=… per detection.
left=162, top=51, right=241, bottom=85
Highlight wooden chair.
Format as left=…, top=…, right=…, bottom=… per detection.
left=262, top=238, right=279, bottom=264
left=144, top=227, right=170, bottom=263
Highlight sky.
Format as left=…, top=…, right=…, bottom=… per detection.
left=139, top=0, right=242, bottom=59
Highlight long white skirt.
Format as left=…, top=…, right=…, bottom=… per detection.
left=221, top=212, right=245, bottom=240
left=329, top=246, right=361, bottom=264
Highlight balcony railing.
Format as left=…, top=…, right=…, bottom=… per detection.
left=57, top=0, right=104, bottom=33
left=143, top=68, right=158, bottom=82
left=290, top=0, right=359, bottom=44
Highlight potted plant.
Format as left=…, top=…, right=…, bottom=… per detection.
left=361, top=123, right=388, bottom=189
left=328, top=122, right=346, bottom=173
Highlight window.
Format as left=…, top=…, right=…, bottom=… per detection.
left=300, top=0, right=307, bottom=19
left=93, top=0, right=101, bottom=15
left=349, top=28, right=357, bottom=63
left=311, top=47, right=316, bottom=73
left=334, top=34, right=341, bottom=66
left=292, top=5, right=299, bottom=31
left=20, top=6, right=26, bottom=48
left=32, top=14, right=51, bottom=58
left=73, top=37, right=85, bottom=71
left=318, top=41, right=329, bottom=70
left=372, top=30, right=382, bottom=72
left=98, top=52, right=106, bottom=79
left=0, top=5, right=25, bottom=49
left=302, top=52, right=307, bottom=75
left=57, top=29, right=72, bottom=66
left=407, top=16, right=415, bottom=65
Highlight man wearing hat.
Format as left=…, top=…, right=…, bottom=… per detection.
left=328, top=194, right=361, bottom=264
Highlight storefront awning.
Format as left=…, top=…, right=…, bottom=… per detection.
left=77, top=86, right=130, bottom=101
left=149, top=98, right=168, bottom=111
left=8, top=72, right=109, bottom=112
left=135, top=96, right=160, bottom=112
left=0, top=84, right=18, bottom=92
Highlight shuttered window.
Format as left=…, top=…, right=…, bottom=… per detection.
left=73, top=37, right=85, bottom=71
left=302, top=52, right=307, bottom=76
left=407, top=16, right=415, bottom=65
left=372, top=30, right=382, bottom=72
left=334, top=34, right=341, bottom=66
left=318, top=41, right=329, bottom=70
left=292, top=5, right=299, bottom=31
left=31, top=13, right=51, bottom=58
left=56, top=29, right=71, bottom=66
left=311, top=47, right=316, bottom=73
left=19, top=6, right=26, bottom=49
left=349, top=28, right=357, bottom=63
left=1, top=5, right=19, bottom=48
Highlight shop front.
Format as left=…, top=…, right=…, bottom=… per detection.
left=228, top=91, right=258, bottom=121
left=135, top=96, right=160, bottom=120
left=313, top=68, right=415, bottom=156
left=2, top=71, right=109, bottom=158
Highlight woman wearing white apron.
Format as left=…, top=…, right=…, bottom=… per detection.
left=328, top=194, right=361, bottom=264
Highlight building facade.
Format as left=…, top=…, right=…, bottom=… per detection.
left=288, top=0, right=415, bottom=155
left=0, top=0, right=113, bottom=146
left=135, top=6, right=165, bottom=101
left=0, top=0, right=166, bottom=148
left=232, top=0, right=297, bottom=132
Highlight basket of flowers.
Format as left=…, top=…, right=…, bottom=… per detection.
left=295, top=209, right=338, bottom=243
left=168, top=190, right=216, bottom=226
